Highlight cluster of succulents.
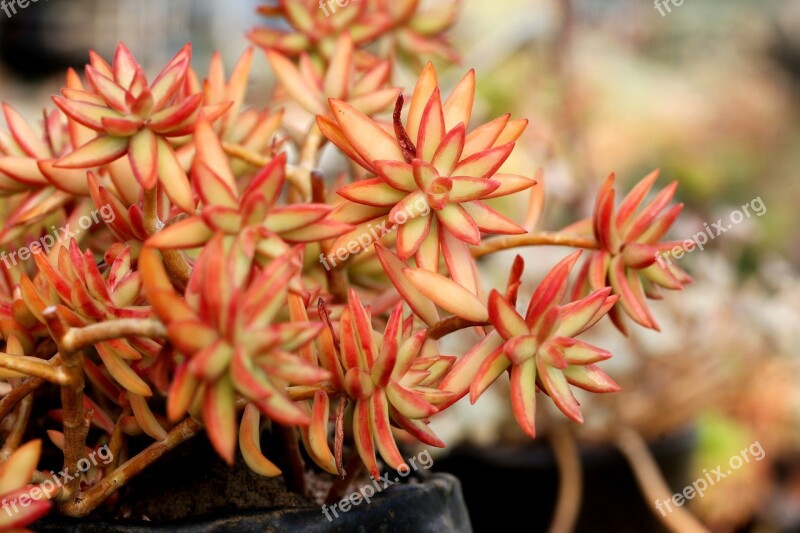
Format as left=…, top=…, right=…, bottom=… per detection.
left=0, top=0, right=689, bottom=526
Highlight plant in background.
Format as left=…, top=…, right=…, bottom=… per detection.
left=0, top=0, right=691, bottom=529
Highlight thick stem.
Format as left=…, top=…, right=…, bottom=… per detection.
left=548, top=426, right=582, bottom=533
left=143, top=188, right=190, bottom=287
left=42, top=308, right=89, bottom=505
left=0, top=353, right=69, bottom=384
left=614, top=426, right=709, bottom=533
left=471, top=232, right=598, bottom=259
left=326, top=267, right=349, bottom=304
left=0, top=356, right=57, bottom=421
left=56, top=349, right=88, bottom=504
left=59, top=416, right=204, bottom=517
left=60, top=319, right=167, bottom=353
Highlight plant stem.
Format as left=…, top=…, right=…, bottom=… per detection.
left=223, top=143, right=308, bottom=190
left=286, top=383, right=338, bottom=401
left=325, top=453, right=365, bottom=505
left=0, top=356, right=57, bottom=421
left=106, top=409, right=129, bottom=473
left=614, top=426, right=709, bottom=533
left=274, top=423, right=306, bottom=496
left=42, top=308, right=90, bottom=505
left=143, top=188, right=190, bottom=287
left=548, top=425, right=582, bottom=533
left=60, top=319, right=167, bottom=352
left=426, top=316, right=489, bottom=340
left=0, top=354, right=69, bottom=385
left=221, top=142, right=269, bottom=167
left=56, top=349, right=89, bottom=504
left=222, top=133, right=320, bottom=203
left=471, top=231, right=599, bottom=259
left=300, top=123, right=323, bottom=171
left=0, top=395, right=32, bottom=461
left=59, top=416, right=204, bottom=517
left=326, top=267, right=349, bottom=304
left=333, top=395, right=347, bottom=476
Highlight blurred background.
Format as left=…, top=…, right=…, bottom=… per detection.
left=1, top=0, right=798, bottom=531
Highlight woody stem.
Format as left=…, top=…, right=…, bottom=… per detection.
left=60, top=319, right=167, bottom=352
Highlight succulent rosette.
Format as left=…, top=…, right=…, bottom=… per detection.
left=320, top=63, right=535, bottom=293
left=297, top=290, right=452, bottom=478
left=0, top=106, right=80, bottom=238
left=140, top=237, right=329, bottom=463
left=266, top=33, right=401, bottom=118
left=379, top=0, right=461, bottom=64
left=16, top=240, right=160, bottom=392
left=53, top=43, right=229, bottom=213
left=570, top=171, right=693, bottom=333
left=145, top=118, right=351, bottom=259
left=248, top=0, right=393, bottom=65
left=439, top=252, right=620, bottom=437
left=249, top=0, right=459, bottom=67
left=178, top=48, right=285, bottom=177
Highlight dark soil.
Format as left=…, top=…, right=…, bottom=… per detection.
left=113, top=436, right=313, bottom=522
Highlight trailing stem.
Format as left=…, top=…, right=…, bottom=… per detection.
left=471, top=232, right=598, bottom=259
left=60, top=417, right=204, bottom=517
left=427, top=316, right=489, bottom=340
left=548, top=426, right=582, bottom=533
left=614, top=426, right=709, bottom=533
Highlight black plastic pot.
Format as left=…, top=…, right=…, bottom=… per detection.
left=33, top=436, right=471, bottom=532
left=434, top=427, right=696, bottom=533
left=34, top=473, right=469, bottom=532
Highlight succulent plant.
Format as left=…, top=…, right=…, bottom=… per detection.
left=570, top=171, right=693, bottom=333
left=53, top=43, right=228, bottom=212
left=0, top=440, right=51, bottom=531
left=440, top=252, right=620, bottom=437
left=266, top=33, right=401, bottom=119
left=0, top=1, right=693, bottom=527
left=145, top=118, right=350, bottom=259
left=248, top=0, right=458, bottom=67
left=321, top=63, right=534, bottom=294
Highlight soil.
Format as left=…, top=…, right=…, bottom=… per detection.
left=32, top=433, right=472, bottom=532
left=112, top=435, right=314, bottom=522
